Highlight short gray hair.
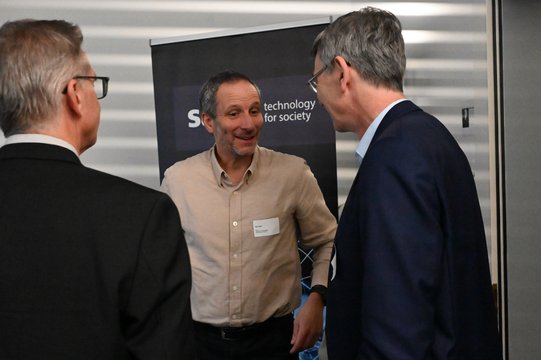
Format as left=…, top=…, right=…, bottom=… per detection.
left=312, top=7, right=406, bottom=92
left=0, top=19, right=87, bottom=136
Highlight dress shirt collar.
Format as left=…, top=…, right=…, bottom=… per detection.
left=4, top=133, right=79, bottom=157
left=210, top=145, right=257, bottom=187
left=355, top=98, right=407, bottom=164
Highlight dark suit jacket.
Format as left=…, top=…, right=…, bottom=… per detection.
left=0, top=143, right=195, bottom=359
left=326, top=101, right=502, bottom=359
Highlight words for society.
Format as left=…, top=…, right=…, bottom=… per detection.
left=263, top=99, right=316, bottom=123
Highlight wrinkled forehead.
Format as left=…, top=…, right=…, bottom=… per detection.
left=216, top=80, right=261, bottom=107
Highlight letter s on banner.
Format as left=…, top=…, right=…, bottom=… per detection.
left=188, top=109, right=201, bottom=128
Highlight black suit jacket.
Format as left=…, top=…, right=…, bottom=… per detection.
left=326, top=101, right=502, bottom=359
left=0, top=143, right=195, bottom=359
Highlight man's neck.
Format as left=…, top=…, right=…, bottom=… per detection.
left=215, top=150, right=254, bottom=185
left=32, top=123, right=83, bottom=155
left=354, top=88, right=405, bottom=139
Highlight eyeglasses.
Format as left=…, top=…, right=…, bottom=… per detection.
left=75, top=76, right=109, bottom=99
left=62, top=75, right=110, bottom=99
left=307, top=65, right=327, bottom=93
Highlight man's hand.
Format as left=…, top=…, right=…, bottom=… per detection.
left=289, top=292, right=325, bottom=354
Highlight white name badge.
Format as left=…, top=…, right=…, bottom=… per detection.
left=253, top=217, right=280, bottom=238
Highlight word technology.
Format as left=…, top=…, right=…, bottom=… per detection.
left=263, top=99, right=316, bottom=123
left=263, top=99, right=316, bottom=112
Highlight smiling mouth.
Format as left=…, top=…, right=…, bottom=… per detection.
left=236, top=134, right=256, bottom=141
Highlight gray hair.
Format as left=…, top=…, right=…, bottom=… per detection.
left=0, top=19, right=87, bottom=136
left=199, top=70, right=261, bottom=120
left=312, top=7, right=406, bottom=92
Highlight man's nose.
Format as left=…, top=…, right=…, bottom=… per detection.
left=239, top=112, right=257, bottom=129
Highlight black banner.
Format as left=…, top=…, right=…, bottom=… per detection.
left=150, top=19, right=337, bottom=217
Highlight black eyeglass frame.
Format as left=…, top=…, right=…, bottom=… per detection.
left=62, top=75, right=110, bottom=100
left=307, top=65, right=328, bottom=93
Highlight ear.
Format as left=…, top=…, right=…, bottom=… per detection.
left=64, top=79, right=83, bottom=118
left=334, top=55, right=352, bottom=92
left=201, top=112, right=215, bottom=134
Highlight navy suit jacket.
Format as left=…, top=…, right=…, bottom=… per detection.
left=0, top=143, right=195, bottom=359
left=325, top=101, right=502, bottom=359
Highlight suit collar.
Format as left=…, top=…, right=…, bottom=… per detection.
left=0, top=142, right=82, bottom=165
left=373, top=100, right=420, bottom=139
left=356, top=99, right=409, bottom=162
left=5, top=134, right=79, bottom=156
